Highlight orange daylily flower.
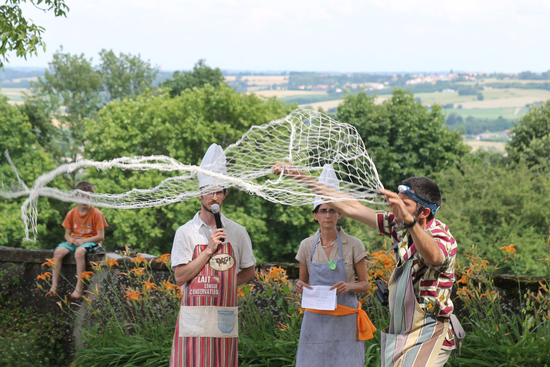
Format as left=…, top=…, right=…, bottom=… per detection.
left=124, top=288, right=142, bottom=301
left=130, top=267, right=146, bottom=276
left=106, top=258, right=120, bottom=268
left=42, top=258, right=56, bottom=267
left=457, top=275, right=467, bottom=284
left=79, top=271, right=94, bottom=281
left=156, top=253, right=171, bottom=266
left=456, top=286, right=473, bottom=298
left=500, top=244, right=516, bottom=254
left=36, top=272, right=51, bottom=281
left=161, top=279, right=178, bottom=293
left=132, top=254, right=146, bottom=266
left=142, top=281, right=157, bottom=291
left=269, top=266, right=287, bottom=281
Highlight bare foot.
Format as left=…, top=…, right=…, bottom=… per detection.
left=69, top=289, right=82, bottom=299
left=45, top=288, right=57, bottom=298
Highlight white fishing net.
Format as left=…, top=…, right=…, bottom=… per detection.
left=1, top=108, right=385, bottom=242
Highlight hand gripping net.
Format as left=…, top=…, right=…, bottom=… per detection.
left=1, top=108, right=384, bottom=242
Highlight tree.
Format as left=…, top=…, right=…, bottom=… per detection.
left=160, top=59, right=225, bottom=97
left=98, top=49, right=158, bottom=101
left=0, top=0, right=69, bottom=68
left=337, top=89, right=470, bottom=190
left=23, top=48, right=102, bottom=187
left=0, top=95, right=62, bottom=248
left=506, top=99, right=550, bottom=167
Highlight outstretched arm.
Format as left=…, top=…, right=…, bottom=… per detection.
left=271, top=162, right=377, bottom=229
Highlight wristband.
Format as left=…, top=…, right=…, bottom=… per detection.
left=403, top=215, right=417, bottom=229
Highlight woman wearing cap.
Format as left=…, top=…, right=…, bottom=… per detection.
left=294, top=164, right=375, bottom=367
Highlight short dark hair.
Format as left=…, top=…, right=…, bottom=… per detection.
left=402, top=177, right=441, bottom=220
left=75, top=181, right=94, bottom=193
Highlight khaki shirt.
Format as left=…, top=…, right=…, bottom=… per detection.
left=295, top=227, right=366, bottom=283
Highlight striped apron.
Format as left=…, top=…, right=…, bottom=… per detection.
left=381, top=258, right=449, bottom=367
left=170, top=240, right=238, bottom=367
left=296, top=231, right=365, bottom=367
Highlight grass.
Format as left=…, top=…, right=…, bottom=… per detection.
left=457, top=78, right=550, bottom=85
left=463, top=140, right=507, bottom=154
left=416, top=88, right=550, bottom=108
left=444, top=107, right=527, bottom=120
left=0, top=88, right=27, bottom=102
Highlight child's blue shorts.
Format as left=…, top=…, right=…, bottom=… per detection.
left=57, top=241, right=100, bottom=254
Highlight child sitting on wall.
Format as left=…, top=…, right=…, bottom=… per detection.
left=45, top=181, right=108, bottom=299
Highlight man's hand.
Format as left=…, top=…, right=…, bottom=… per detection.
left=206, top=228, right=226, bottom=256
left=271, top=162, right=306, bottom=179
left=380, top=188, right=415, bottom=224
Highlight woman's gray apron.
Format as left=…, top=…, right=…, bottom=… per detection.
left=295, top=231, right=365, bottom=367
left=380, top=257, right=448, bottom=367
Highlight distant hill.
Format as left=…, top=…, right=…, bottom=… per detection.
left=0, top=67, right=45, bottom=88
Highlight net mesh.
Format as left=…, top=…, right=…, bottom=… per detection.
left=1, top=108, right=385, bottom=241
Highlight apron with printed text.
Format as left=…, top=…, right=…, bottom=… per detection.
left=295, top=231, right=365, bottom=367
left=170, top=239, right=238, bottom=367
left=381, top=257, right=449, bottom=367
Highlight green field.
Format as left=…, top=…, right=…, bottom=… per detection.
left=443, top=107, right=527, bottom=120
left=0, top=88, right=26, bottom=102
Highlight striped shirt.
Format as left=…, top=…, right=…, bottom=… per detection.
left=376, top=211, right=457, bottom=318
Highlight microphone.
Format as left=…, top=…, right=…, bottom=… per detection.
left=210, top=204, right=225, bottom=242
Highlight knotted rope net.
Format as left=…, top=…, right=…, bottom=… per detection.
left=1, top=108, right=384, bottom=241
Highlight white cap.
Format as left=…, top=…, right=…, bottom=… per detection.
left=198, top=143, right=228, bottom=188
left=313, top=164, right=340, bottom=209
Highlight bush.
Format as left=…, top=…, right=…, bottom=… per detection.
left=0, top=263, right=73, bottom=367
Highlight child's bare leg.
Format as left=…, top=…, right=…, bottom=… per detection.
left=70, top=246, right=88, bottom=299
left=47, top=246, right=71, bottom=298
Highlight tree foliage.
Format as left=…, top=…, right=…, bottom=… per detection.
left=0, top=0, right=69, bottom=68
left=98, top=49, right=158, bottom=101
left=337, top=88, right=470, bottom=190
left=435, top=152, right=550, bottom=275
left=506, top=100, right=550, bottom=167
left=0, top=96, right=62, bottom=248
left=22, top=48, right=159, bottom=187
left=160, top=59, right=225, bottom=98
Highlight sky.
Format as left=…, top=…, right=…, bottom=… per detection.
left=7, top=0, right=550, bottom=73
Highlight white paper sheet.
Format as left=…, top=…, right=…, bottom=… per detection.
left=301, top=285, right=337, bottom=310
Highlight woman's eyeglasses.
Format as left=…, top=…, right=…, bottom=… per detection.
left=318, top=209, right=338, bottom=216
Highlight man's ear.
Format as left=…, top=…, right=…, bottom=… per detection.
left=418, top=207, right=431, bottom=220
